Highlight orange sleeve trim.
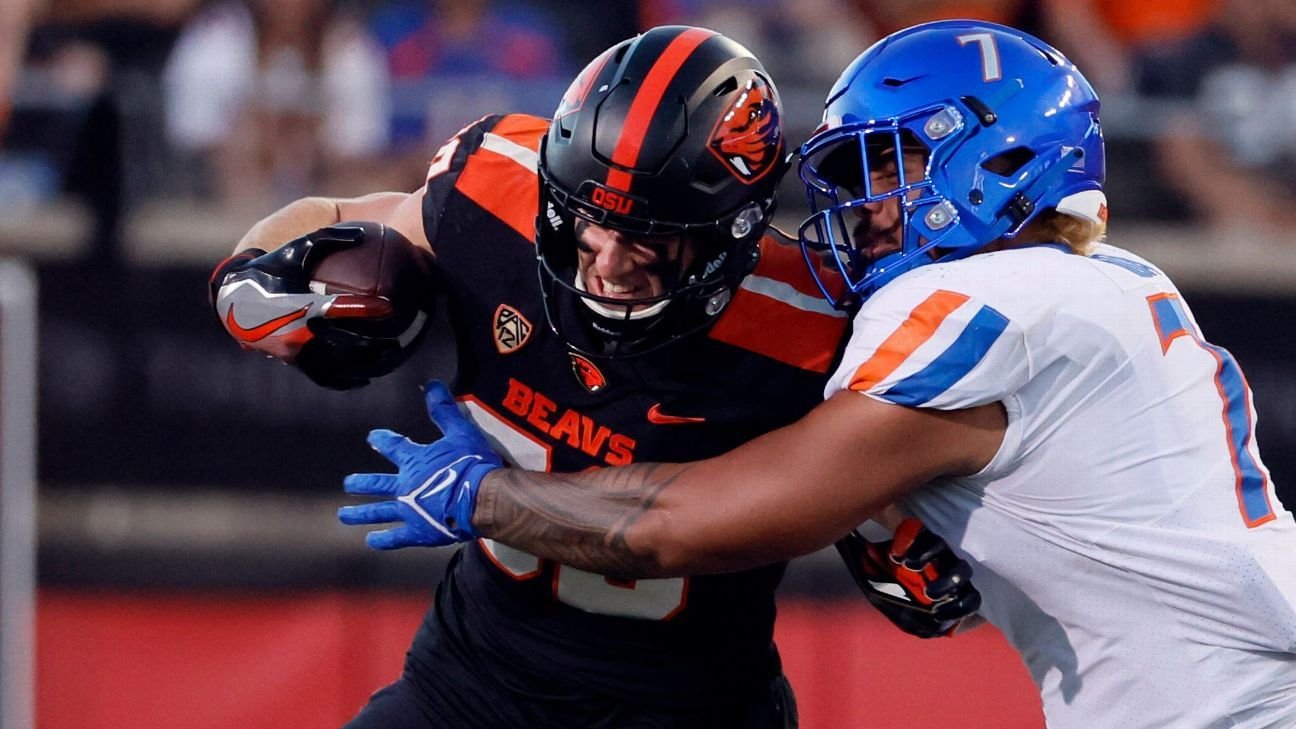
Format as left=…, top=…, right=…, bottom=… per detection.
left=708, top=288, right=846, bottom=373
left=489, top=114, right=549, bottom=151
left=453, top=118, right=543, bottom=241
left=848, top=290, right=969, bottom=391
left=605, top=28, right=715, bottom=192
left=455, top=157, right=538, bottom=241
left=754, top=236, right=845, bottom=301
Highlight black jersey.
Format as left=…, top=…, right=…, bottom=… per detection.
left=418, top=114, right=848, bottom=711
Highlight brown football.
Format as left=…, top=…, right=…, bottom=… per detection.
left=309, top=221, right=436, bottom=310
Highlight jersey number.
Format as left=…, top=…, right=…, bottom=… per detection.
left=463, top=399, right=689, bottom=620
left=1146, top=292, right=1276, bottom=528
left=426, top=138, right=460, bottom=181
left=957, top=33, right=1003, bottom=82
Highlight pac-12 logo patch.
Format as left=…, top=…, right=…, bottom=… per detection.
left=708, top=75, right=782, bottom=184
left=569, top=353, right=607, bottom=393
left=493, top=304, right=532, bottom=354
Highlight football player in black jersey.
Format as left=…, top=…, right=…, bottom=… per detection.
left=212, top=26, right=977, bottom=729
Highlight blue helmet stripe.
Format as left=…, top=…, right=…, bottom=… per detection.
left=879, top=304, right=1010, bottom=406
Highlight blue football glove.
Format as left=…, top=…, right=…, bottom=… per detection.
left=338, top=380, right=504, bottom=549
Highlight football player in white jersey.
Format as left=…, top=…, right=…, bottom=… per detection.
left=339, top=19, right=1296, bottom=729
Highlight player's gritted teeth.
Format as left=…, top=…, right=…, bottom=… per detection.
left=574, top=221, right=689, bottom=311
left=592, top=275, right=651, bottom=300
left=583, top=270, right=660, bottom=312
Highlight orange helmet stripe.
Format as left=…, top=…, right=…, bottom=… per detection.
left=605, top=28, right=716, bottom=193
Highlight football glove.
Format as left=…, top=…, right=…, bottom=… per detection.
left=835, top=518, right=981, bottom=638
left=338, top=381, right=504, bottom=549
left=209, top=225, right=408, bottom=390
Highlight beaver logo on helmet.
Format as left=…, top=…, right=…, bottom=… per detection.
left=708, top=76, right=782, bottom=184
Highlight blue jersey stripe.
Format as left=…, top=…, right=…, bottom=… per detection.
left=1148, top=293, right=1273, bottom=527
left=1150, top=295, right=1193, bottom=353
left=879, top=304, right=1010, bottom=407
left=1201, top=340, right=1273, bottom=526
left=1092, top=253, right=1159, bottom=278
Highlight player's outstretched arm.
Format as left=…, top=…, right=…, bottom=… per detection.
left=472, top=391, right=1006, bottom=578
left=337, top=381, right=1004, bottom=577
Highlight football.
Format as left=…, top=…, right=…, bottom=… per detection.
left=309, top=221, right=436, bottom=309
left=295, top=220, right=438, bottom=388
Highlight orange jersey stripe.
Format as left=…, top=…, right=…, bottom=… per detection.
left=489, top=114, right=549, bottom=143
left=754, top=237, right=845, bottom=301
left=709, top=288, right=846, bottom=373
left=605, top=28, right=715, bottom=192
left=848, top=290, right=970, bottom=391
left=454, top=116, right=545, bottom=241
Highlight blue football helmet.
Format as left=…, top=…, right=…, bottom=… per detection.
left=798, top=20, right=1106, bottom=307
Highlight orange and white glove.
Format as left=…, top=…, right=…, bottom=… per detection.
left=835, top=518, right=981, bottom=638
left=209, top=226, right=414, bottom=390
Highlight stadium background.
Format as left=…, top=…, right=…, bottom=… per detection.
left=2, top=0, right=1295, bottom=727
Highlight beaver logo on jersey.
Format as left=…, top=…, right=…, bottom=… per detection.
left=493, top=304, right=533, bottom=354
left=708, top=76, right=782, bottom=184
left=569, top=353, right=607, bottom=392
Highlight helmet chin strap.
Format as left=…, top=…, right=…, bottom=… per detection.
left=574, top=273, right=670, bottom=320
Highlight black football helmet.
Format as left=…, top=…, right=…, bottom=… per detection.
left=537, top=26, right=788, bottom=358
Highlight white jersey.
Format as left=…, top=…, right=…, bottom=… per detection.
left=827, top=243, right=1296, bottom=729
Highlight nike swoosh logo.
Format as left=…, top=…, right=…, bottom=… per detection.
left=647, top=403, right=706, bottom=425
left=399, top=454, right=484, bottom=539
left=399, top=468, right=459, bottom=540
left=225, top=304, right=311, bottom=342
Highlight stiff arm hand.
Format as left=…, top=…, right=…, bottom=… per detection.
left=338, top=381, right=503, bottom=548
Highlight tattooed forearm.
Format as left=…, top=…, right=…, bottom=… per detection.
left=472, top=462, right=689, bottom=578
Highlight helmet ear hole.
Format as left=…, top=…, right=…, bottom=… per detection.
left=981, top=146, right=1037, bottom=176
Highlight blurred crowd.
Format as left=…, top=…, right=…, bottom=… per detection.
left=2, top=0, right=1296, bottom=254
